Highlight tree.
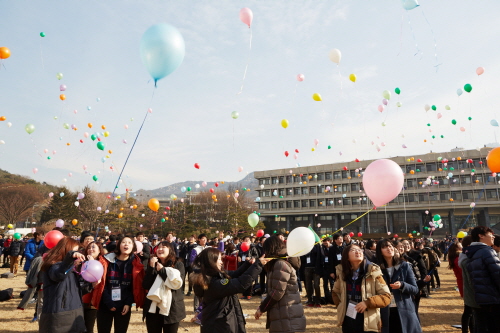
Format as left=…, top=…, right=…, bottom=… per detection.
left=0, top=184, right=44, bottom=224
left=40, top=187, right=79, bottom=225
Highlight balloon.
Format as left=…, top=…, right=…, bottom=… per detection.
left=248, top=213, right=259, bottom=228
left=45, top=230, right=64, bottom=249
left=81, top=260, right=104, bottom=283
left=396, top=102, right=402, bottom=107
left=32, top=168, right=38, bottom=174
left=431, top=105, right=437, bottom=111
left=74, top=201, right=80, bottom=207
left=48, top=192, right=54, bottom=198
left=0, top=46, right=11, bottom=59
left=312, top=93, right=322, bottom=101
left=97, top=142, right=105, bottom=150
left=357, top=232, right=363, bottom=237
left=383, top=99, right=389, bottom=106
left=92, top=175, right=98, bottom=181
left=256, top=229, right=264, bottom=238
left=457, top=231, right=467, bottom=238
left=140, top=23, right=185, bottom=85
left=460, top=127, right=466, bottom=132
left=240, top=242, right=250, bottom=252
left=287, top=227, right=315, bottom=257
left=194, top=163, right=200, bottom=169
left=238, top=166, right=243, bottom=172
left=6, top=122, right=11, bottom=127
left=91, top=134, right=97, bottom=141
left=77, top=193, right=85, bottom=200
left=445, top=105, right=451, bottom=110
left=181, top=186, right=186, bottom=192
left=476, top=67, right=485, bottom=75
left=187, top=186, right=192, bottom=191
left=56, top=72, right=63, bottom=80
left=297, top=74, right=305, bottom=82
left=433, top=214, right=441, bottom=222
left=401, top=0, right=419, bottom=10
left=378, top=105, right=384, bottom=112
left=395, top=87, right=401, bottom=95
left=231, top=111, right=239, bottom=119
left=464, top=83, right=472, bottom=93
left=424, top=104, right=430, bottom=111
left=60, top=192, right=65, bottom=197
left=437, top=113, right=442, bottom=119
left=363, top=159, right=404, bottom=207
left=281, top=119, right=289, bottom=129
left=72, top=219, right=78, bottom=226
left=148, top=198, right=160, bottom=212
left=284, top=151, right=289, bottom=157
left=328, top=49, right=341, bottom=64
left=382, top=90, right=391, bottom=100
left=25, top=124, right=35, bottom=134
left=103, top=131, right=110, bottom=137
left=13, top=233, right=21, bottom=240
left=451, top=119, right=457, bottom=125
left=239, top=7, right=253, bottom=27
left=487, top=147, right=500, bottom=172
left=457, top=88, right=463, bottom=96
left=135, top=241, right=143, bottom=253
left=314, top=138, right=319, bottom=146
left=7, top=224, right=13, bottom=229
left=491, top=119, right=499, bottom=127
left=349, top=74, right=357, bottom=82
left=97, top=207, right=102, bottom=211
left=59, top=94, right=66, bottom=101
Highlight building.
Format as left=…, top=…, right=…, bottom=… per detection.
left=254, top=147, right=500, bottom=237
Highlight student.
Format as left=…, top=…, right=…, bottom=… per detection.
left=136, top=232, right=151, bottom=270
left=376, top=239, right=421, bottom=333
left=189, top=233, right=208, bottom=317
left=332, top=244, right=391, bottom=333
left=9, top=234, right=25, bottom=276
left=24, top=231, right=44, bottom=272
left=457, top=236, right=476, bottom=333
left=191, top=247, right=266, bottom=332
left=39, top=237, right=90, bottom=333
left=97, top=236, right=145, bottom=333
left=143, top=241, right=185, bottom=333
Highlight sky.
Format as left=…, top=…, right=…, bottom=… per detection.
left=1, top=0, right=500, bottom=193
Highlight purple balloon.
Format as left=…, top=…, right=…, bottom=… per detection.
left=81, top=260, right=104, bottom=283
left=382, top=99, right=388, bottom=106
left=60, top=84, right=67, bottom=91
left=55, top=219, right=64, bottom=228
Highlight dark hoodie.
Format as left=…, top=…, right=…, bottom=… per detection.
left=464, top=241, right=500, bottom=305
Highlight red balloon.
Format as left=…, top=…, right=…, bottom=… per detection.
left=479, top=161, right=483, bottom=165
left=300, top=174, right=303, bottom=177
left=240, top=242, right=250, bottom=252
left=357, top=232, right=363, bottom=237
left=215, top=182, right=219, bottom=187
left=97, top=137, right=101, bottom=141
left=107, top=195, right=111, bottom=199
left=163, top=211, right=167, bottom=215
left=355, top=158, right=360, bottom=163
left=194, top=163, right=200, bottom=169
left=417, top=159, right=422, bottom=162
left=80, top=139, right=84, bottom=143
left=295, top=149, right=299, bottom=153
left=349, top=232, right=354, bottom=237
left=343, top=166, right=348, bottom=171
left=209, top=188, right=214, bottom=193
left=394, top=234, right=399, bottom=238
left=166, top=206, right=171, bottom=210
left=256, top=229, right=264, bottom=238
left=45, top=230, right=64, bottom=249
left=284, top=151, right=289, bottom=157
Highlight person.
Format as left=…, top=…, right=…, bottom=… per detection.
left=189, top=233, right=208, bottom=317
left=3, top=234, right=12, bottom=265
left=464, top=226, right=500, bottom=332
left=80, top=231, right=95, bottom=250
left=448, top=241, right=473, bottom=333
left=332, top=243, right=391, bottom=333
left=376, top=239, right=421, bottom=333
left=136, top=232, right=151, bottom=270
left=457, top=236, right=476, bottom=333
left=302, top=240, right=317, bottom=307
left=223, top=243, right=239, bottom=271
left=191, top=247, right=266, bottom=333
left=39, top=237, right=91, bottom=333
left=329, top=233, right=345, bottom=281
left=238, top=236, right=259, bottom=300
left=343, top=233, right=353, bottom=246
left=493, top=234, right=500, bottom=257
left=364, top=240, right=376, bottom=262
left=150, top=234, right=160, bottom=255
left=9, top=234, right=25, bottom=276
left=181, top=235, right=197, bottom=296
left=255, top=235, right=306, bottom=333
left=314, top=237, right=333, bottom=305
left=143, top=241, right=186, bottom=333
left=422, top=241, right=440, bottom=291
left=106, top=235, right=117, bottom=253
left=24, top=231, right=44, bottom=273
left=97, top=236, right=145, bottom=333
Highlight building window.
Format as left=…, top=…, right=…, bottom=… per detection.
left=310, top=187, right=317, bottom=194
left=309, top=200, right=316, bottom=207
left=301, top=188, right=308, bottom=195
left=279, top=202, right=284, bottom=208
left=272, top=202, right=277, bottom=209
left=302, top=200, right=308, bottom=208
left=286, top=175, right=292, bottom=184
left=342, top=184, right=349, bottom=192
left=326, top=172, right=333, bottom=179
left=416, top=164, right=426, bottom=172
left=351, top=183, right=359, bottom=191
left=317, top=173, right=324, bottom=180
left=279, top=176, right=284, bottom=184
left=301, top=175, right=308, bottom=181
left=487, top=189, right=498, bottom=199
left=440, top=193, right=449, bottom=201
left=294, top=188, right=300, bottom=195
left=342, top=171, right=349, bottom=178
left=279, top=189, right=284, bottom=196
left=333, top=171, right=341, bottom=179
left=294, top=201, right=300, bottom=208
left=343, top=198, right=351, bottom=205
left=286, top=201, right=292, bottom=208
left=426, top=163, right=437, bottom=172
left=259, top=179, right=265, bottom=185
left=462, top=176, right=471, bottom=184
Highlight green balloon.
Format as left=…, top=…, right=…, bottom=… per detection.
left=231, top=111, right=239, bottom=119
left=468, top=117, right=472, bottom=121
left=47, top=156, right=51, bottom=160
left=92, top=175, right=98, bottom=181
left=309, top=226, right=321, bottom=243
left=464, top=83, right=472, bottom=93
left=63, top=123, right=70, bottom=129
left=161, top=218, right=165, bottom=222
left=443, top=167, right=448, bottom=171
left=279, top=196, right=283, bottom=198
left=437, top=157, right=442, bottom=161
left=412, top=230, right=416, bottom=234
left=433, top=214, right=441, bottom=221
left=440, top=135, right=444, bottom=138
left=451, top=119, right=457, bottom=125
left=243, top=188, right=247, bottom=191
left=328, top=145, right=331, bottom=149
left=13, top=232, right=21, bottom=240
left=450, top=167, right=455, bottom=170
left=25, top=124, right=35, bottom=134
left=257, top=213, right=261, bottom=216
left=432, top=135, right=435, bottom=139
left=427, top=123, right=431, bottom=127
left=431, top=105, right=437, bottom=111
left=91, top=134, right=97, bottom=141
left=40, top=32, right=46, bottom=37
left=187, top=187, right=191, bottom=191
left=248, top=213, right=259, bottom=228
left=97, top=142, right=105, bottom=150
left=395, top=87, right=401, bottom=95
left=471, top=169, right=475, bottom=172
left=416, top=169, right=420, bottom=172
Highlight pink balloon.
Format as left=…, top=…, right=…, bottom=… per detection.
left=476, top=67, right=485, bottom=76
left=294, top=154, right=298, bottom=159
left=202, top=181, right=207, bottom=187
left=32, top=168, right=38, bottom=174
left=314, top=139, right=319, bottom=146
left=84, top=132, right=90, bottom=138
left=148, top=108, right=153, bottom=113
left=363, top=159, right=404, bottom=207
left=68, top=173, right=72, bottom=177
left=238, top=166, right=244, bottom=172
left=60, top=84, right=67, bottom=91
left=234, top=193, right=240, bottom=198
left=48, top=192, right=54, bottom=198
left=73, top=110, right=78, bottom=114
left=378, top=105, right=384, bottom=112
left=437, top=113, right=442, bottom=119
left=239, top=7, right=253, bottom=27
left=135, top=240, right=143, bottom=253
left=460, top=127, right=466, bottom=132
left=296, top=74, right=305, bottom=82
left=44, top=149, right=48, bottom=153
left=83, top=165, right=87, bottom=170
left=81, top=260, right=104, bottom=283
left=382, top=99, right=388, bottom=106
left=124, top=124, right=129, bottom=129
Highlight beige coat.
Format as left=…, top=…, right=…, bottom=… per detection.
left=332, top=262, right=391, bottom=332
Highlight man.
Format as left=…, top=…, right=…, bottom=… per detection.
left=180, top=235, right=197, bottom=296
left=106, top=234, right=117, bottom=253
left=189, top=234, right=208, bottom=314
left=328, top=233, right=345, bottom=281
left=342, top=232, right=353, bottom=246
left=465, top=226, right=500, bottom=332
left=364, top=240, right=377, bottom=262
left=422, top=241, right=441, bottom=291
left=217, top=231, right=225, bottom=252
left=493, top=235, right=500, bottom=257
left=135, top=232, right=151, bottom=270
left=302, top=239, right=317, bottom=307
left=165, top=232, right=179, bottom=258
left=255, top=237, right=267, bottom=295
left=80, top=231, right=94, bottom=251
left=314, top=237, right=333, bottom=306
left=9, top=235, right=25, bottom=276
left=149, top=234, right=160, bottom=255
left=238, top=236, right=259, bottom=299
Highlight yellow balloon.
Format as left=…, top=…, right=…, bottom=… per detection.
left=148, top=198, right=160, bottom=212
left=349, top=74, right=357, bottom=82
left=118, top=213, right=123, bottom=218
left=281, top=119, right=289, bottom=129
left=312, top=93, right=322, bottom=101
left=311, top=147, right=315, bottom=151
left=104, top=131, right=110, bottom=137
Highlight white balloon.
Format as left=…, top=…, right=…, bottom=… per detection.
left=286, top=227, right=316, bottom=257
left=328, top=48, right=342, bottom=64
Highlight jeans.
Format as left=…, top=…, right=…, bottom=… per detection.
left=97, top=305, right=132, bottom=333
left=430, top=268, right=440, bottom=288
left=314, top=273, right=333, bottom=303
left=145, top=313, right=180, bottom=333
left=461, top=304, right=474, bottom=333
left=473, top=304, right=500, bottom=333
left=304, top=267, right=315, bottom=303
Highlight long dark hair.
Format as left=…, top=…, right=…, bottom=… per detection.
left=376, top=239, right=402, bottom=270
left=262, top=235, right=285, bottom=258
left=448, top=242, right=461, bottom=270
left=156, top=241, right=177, bottom=267
left=340, top=244, right=366, bottom=282
left=190, top=247, right=228, bottom=290
left=114, top=236, right=137, bottom=257
left=41, top=237, right=79, bottom=272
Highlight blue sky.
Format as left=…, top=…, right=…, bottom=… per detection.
left=0, top=1, right=499, bottom=192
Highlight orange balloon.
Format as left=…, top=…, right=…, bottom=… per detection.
left=59, top=94, right=66, bottom=101
left=487, top=147, right=500, bottom=172
left=88, top=123, right=93, bottom=128
left=101, top=125, right=106, bottom=130
left=0, top=116, right=6, bottom=121
left=457, top=156, right=462, bottom=161
left=148, top=198, right=160, bottom=212
left=120, top=207, right=124, bottom=211
left=0, top=47, right=11, bottom=59
left=475, top=180, right=479, bottom=183
left=108, top=150, right=113, bottom=154
left=165, top=217, right=169, bottom=220
left=72, top=219, right=78, bottom=225
left=66, top=142, right=71, bottom=146
left=133, top=204, right=137, bottom=209
left=410, top=170, right=415, bottom=175
left=118, top=213, right=123, bottom=218
left=424, top=139, right=427, bottom=142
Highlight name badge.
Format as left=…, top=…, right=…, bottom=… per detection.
left=346, top=301, right=358, bottom=319
left=112, top=287, right=121, bottom=301
left=242, top=255, right=246, bottom=261
left=306, top=256, right=311, bottom=264
left=389, top=293, right=397, bottom=308
left=325, top=257, right=329, bottom=263
left=337, top=254, right=342, bottom=261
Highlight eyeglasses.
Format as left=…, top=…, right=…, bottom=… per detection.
left=349, top=249, right=363, bottom=253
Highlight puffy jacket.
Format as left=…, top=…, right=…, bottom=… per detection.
left=464, top=242, right=500, bottom=305
left=259, top=251, right=306, bottom=333
left=9, top=240, right=25, bottom=257
left=458, top=252, right=479, bottom=308
left=192, top=261, right=263, bottom=333
left=23, top=238, right=44, bottom=271
left=332, top=261, right=391, bottom=332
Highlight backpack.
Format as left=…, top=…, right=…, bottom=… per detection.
left=421, top=252, right=430, bottom=271
left=0, top=288, right=13, bottom=302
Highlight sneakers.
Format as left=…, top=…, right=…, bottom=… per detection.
left=186, top=292, right=192, bottom=296
left=306, top=302, right=314, bottom=307
left=31, top=316, right=38, bottom=322
left=436, top=285, right=440, bottom=289
left=261, top=294, right=267, bottom=300
left=247, top=296, right=252, bottom=300
left=239, top=296, right=252, bottom=300
left=28, top=298, right=36, bottom=304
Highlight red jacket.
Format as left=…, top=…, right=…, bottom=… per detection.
left=224, top=253, right=238, bottom=271
left=453, top=256, right=464, bottom=298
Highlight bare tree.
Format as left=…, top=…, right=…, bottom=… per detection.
left=0, top=185, right=44, bottom=224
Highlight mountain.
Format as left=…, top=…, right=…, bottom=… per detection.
left=130, top=172, right=259, bottom=200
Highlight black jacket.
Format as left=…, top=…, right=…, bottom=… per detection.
left=137, top=242, right=151, bottom=270
left=142, top=260, right=186, bottom=324
left=314, top=244, right=332, bottom=275
left=9, top=240, right=25, bottom=257
left=465, top=242, right=500, bottom=305
left=328, top=243, right=345, bottom=274
left=193, top=261, right=263, bottom=333
left=237, top=244, right=259, bottom=266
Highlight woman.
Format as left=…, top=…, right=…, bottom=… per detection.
left=332, top=244, right=391, bottom=333
left=81, top=241, right=106, bottom=333
left=223, top=243, right=239, bottom=271
left=191, top=247, right=266, bottom=333
left=24, top=231, right=44, bottom=272
left=39, top=237, right=90, bottom=333
left=453, top=239, right=475, bottom=333
left=97, top=236, right=145, bottom=333
left=376, top=239, right=421, bottom=333
left=143, top=241, right=186, bottom=333
left=254, top=235, right=306, bottom=333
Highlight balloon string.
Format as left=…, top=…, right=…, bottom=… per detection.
left=385, top=205, right=389, bottom=234
left=111, top=88, right=155, bottom=198
left=406, top=10, right=422, bottom=58
left=237, top=28, right=252, bottom=95
left=420, top=8, right=442, bottom=72
left=337, top=64, right=343, bottom=97
left=30, top=135, right=43, bottom=158
left=39, top=38, right=45, bottom=71
left=402, top=179, right=408, bottom=233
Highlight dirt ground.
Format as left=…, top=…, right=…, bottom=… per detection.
left=0, top=264, right=464, bottom=333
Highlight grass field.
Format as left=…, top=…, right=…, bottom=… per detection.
left=0, top=265, right=463, bottom=333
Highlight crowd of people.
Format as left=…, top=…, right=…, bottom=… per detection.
left=0, top=226, right=496, bottom=333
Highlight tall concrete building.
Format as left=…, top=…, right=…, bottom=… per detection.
left=254, top=147, right=500, bottom=237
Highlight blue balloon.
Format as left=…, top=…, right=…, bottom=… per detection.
left=401, top=0, right=419, bottom=10
left=181, top=186, right=186, bottom=193
left=101, top=157, right=106, bottom=163
left=448, top=173, right=453, bottom=178
left=491, top=119, right=499, bottom=127
left=60, top=192, right=65, bottom=197
left=457, top=88, right=463, bottom=96
left=255, top=197, right=261, bottom=202
left=140, top=23, right=185, bottom=85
